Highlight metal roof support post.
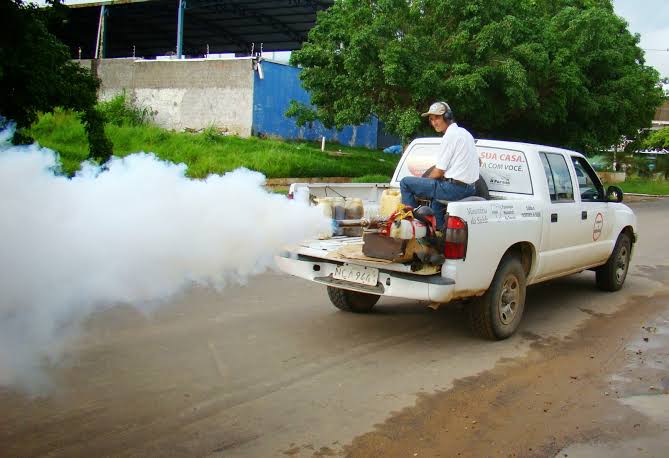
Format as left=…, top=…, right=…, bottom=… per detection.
left=177, top=0, right=186, bottom=59
left=102, top=5, right=108, bottom=58
left=94, top=4, right=107, bottom=59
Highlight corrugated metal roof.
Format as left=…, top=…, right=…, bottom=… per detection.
left=58, top=0, right=333, bottom=59
left=66, top=0, right=154, bottom=8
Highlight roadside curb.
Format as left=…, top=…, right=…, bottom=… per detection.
left=625, top=192, right=668, bottom=198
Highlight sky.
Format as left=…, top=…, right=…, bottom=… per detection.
left=612, top=0, right=669, bottom=77
left=36, top=0, right=669, bottom=77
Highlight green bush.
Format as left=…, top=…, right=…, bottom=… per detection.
left=97, top=93, right=154, bottom=127
left=643, top=127, right=669, bottom=150
left=629, top=155, right=654, bottom=178
left=656, top=154, right=669, bottom=179
left=80, top=107, right=113, bottom=163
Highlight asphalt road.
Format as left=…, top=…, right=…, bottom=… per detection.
left=1, top=198, right=668, bottom=457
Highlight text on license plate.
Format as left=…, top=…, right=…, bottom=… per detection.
left=333, top=264, right=379, bottom=286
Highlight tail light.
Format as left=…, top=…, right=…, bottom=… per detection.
left=287, top=192, right=294, bottom=199
left=444, top=216, right=468, bottom=259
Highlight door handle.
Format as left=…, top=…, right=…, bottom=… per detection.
left=551, top=213, right=558, bottom=223
left=581, top=211, right=588, bottom=220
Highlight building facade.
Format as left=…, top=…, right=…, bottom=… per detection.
left=79, top=57, right=393, bottom=149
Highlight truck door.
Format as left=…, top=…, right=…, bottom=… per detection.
left=538, top=152, right=586, bottom=276
left=570, top=155, right=613, bottom=266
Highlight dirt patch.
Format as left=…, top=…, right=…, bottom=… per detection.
left=344, top=291, right=669, bottom=458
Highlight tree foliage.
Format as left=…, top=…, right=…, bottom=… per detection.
left=0, top=0, right=112, bottom=161
left=643, top=127, right=669, bottom=151
left=290, top=0, right=664, bottom=152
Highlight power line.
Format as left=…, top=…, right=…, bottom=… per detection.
left=643, top=48, right=669, bottom=52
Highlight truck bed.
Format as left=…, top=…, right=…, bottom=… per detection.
left=285, top=236, right=440, bottom=275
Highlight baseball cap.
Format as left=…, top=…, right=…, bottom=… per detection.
left=421, top=101, right=451, bottom=117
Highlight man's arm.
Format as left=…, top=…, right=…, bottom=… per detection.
left=427, top=166, right=445, bottom=179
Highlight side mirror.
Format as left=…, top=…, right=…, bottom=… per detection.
left=606, top=185, right=624, bottom=203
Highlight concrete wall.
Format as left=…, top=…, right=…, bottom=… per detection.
left=80, top=58, right=255, bottom=136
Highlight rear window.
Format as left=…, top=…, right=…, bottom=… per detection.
left=395, top=143, right=438, bottom=180
left=541, top=152, right=574, bottom=202
left=396, top=143, right=533, bottom=195
left=479, top=147, right=533, bottom=194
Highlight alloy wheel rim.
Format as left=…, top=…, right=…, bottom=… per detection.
left=498, top=275, right=520, bottom=325
left=615, top=245, right=629, bottom=283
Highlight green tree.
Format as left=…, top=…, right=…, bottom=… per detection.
left=289, top=0, right=663, bottom=152
left=644, top=127, right=669, bottom=150
left=0, top=0, right=112, bottom=162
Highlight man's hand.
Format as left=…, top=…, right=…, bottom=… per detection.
left=427, top=166, right=445, bottom=179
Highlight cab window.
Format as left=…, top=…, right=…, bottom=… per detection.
left=540, top=153, right=574, bottom=202
left=571, top=156, right=604, bottom=201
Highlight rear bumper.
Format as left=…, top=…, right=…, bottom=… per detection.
left=275, top=252, right=456, bottom=302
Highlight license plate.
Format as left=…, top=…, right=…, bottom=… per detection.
left=333, top=264, right=379, bottom=286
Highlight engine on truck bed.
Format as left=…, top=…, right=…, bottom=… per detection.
left=336, top=205, right=447, bottom=270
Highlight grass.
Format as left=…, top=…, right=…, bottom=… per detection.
left=34, top=106, right=666, bottom=195
left=610, top=177, right=669, bottom=196
left=28, top=109, right=401, bottom=179
left=351, top=174, right=392, bottom=183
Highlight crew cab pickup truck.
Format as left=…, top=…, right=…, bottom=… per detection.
left=276, top=138, right=637, bottom=340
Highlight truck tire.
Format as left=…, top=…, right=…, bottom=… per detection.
left=468, top=256, right=526, bottom=340
left=596, top=233, right=631, bottom=292
left=327, top=286, right=379, bottom=313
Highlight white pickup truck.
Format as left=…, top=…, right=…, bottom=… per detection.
left=276, top=138, right=637, bottom=340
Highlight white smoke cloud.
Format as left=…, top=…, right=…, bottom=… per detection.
left=0, top=124, right=330, bottom=393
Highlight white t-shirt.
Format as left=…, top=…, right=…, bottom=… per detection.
left=435, top=123, right=479, bottom=184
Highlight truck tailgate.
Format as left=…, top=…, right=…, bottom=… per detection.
left=276, top=238, right=455, bottom=302
left=283, top=236, right=438, bottom=274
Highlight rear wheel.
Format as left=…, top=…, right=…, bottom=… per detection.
left=468, top=256, right=526, bottom=340
left=596, top=233, right=631, bottom=292
left=327, top=286, right=379, bottom=313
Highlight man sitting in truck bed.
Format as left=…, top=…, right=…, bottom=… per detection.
left=400, top=101, right=480, bottom=229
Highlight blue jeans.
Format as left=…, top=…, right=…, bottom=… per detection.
left=400, top=176, right=476, bottom=229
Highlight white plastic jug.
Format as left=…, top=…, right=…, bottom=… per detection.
left=389, top=219, right=427, bottom=240
left=364, top=203, right=380, bottom=220
left=380, top=189, right=402, bottom=217
left=316, top=198, right=334, bottom=239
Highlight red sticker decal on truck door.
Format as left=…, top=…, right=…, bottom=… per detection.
left=593, top=212, right=604, bottom=241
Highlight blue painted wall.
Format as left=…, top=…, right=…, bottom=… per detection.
left=252, top=61, right=379, bottom=149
